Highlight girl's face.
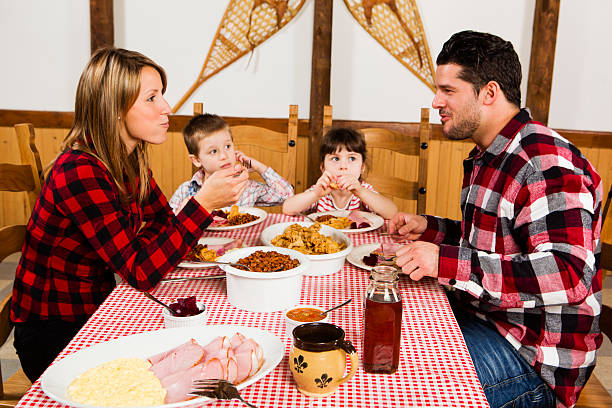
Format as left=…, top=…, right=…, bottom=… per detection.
left=121, top=66, right=171, bottom=153
left=322, top=146, right=364, bottom=179
left=190, top=128, right=237, bottom=177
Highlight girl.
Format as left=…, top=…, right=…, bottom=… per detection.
left=283, top=127, right=397, bottom=219
left=10, top=48, right=248, bottom=382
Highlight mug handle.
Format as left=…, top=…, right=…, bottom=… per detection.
left=334, top=340, right=359, bottom=386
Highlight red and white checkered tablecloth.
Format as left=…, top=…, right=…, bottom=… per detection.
left=16, top=213, right=489, bottom=408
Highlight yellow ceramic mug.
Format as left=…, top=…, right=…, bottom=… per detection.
left=289, top=322, right=359, bottom=397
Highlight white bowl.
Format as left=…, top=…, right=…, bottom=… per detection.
left=161, top=301, right=207, bottom=329
left=284, top=304, right=329, bottom=337
left=217, top=246, right=310, bottom=312
left=260, top=222, right=353, bottom=276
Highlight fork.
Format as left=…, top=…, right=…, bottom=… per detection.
left=190, top=379, right=258, bottom=408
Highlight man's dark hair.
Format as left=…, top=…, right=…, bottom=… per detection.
left=437, top=30, right=522, bottom=107
left=182, top=113, right=230, bottom=155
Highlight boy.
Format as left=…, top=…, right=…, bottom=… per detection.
left=169, top=114, right=294, bottom=213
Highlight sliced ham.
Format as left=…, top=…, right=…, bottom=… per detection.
left=203, top=336, right=231, bottom=355
left=150, top=340, right=205, bottom=380
left=348, top=210, right=371, bottom=228
left=229, top=332, right=246, bottom=348
left=233, top=350, right=255, bottom=383
left=380, top=242, right=404, bottom=257
left=204, top=346, right=234, bottom=363
left=233, top=339, right=264, bottom=380
left=207, top=238, right=243, bottom=256
left=147, top=332, right=263, bottom=404
left=148, top=340, right=195, bottom=365
left=199, top=357, right=225, bottom=379
left=219, top=357, right=238, bottom=383
left=211, top=215, right=228, bottom=226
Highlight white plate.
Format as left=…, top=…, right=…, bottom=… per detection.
left=207, top=207, right=267, bottom=231
left=346, top=243, right=382, bottom=271
left=41, top=325, right=284, bottom=408
left=177, top=237, right=238, bottom=268
left=307, top=210, right=383, bottom=233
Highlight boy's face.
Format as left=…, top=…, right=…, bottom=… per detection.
left=190, top=128, right=236, bottom=177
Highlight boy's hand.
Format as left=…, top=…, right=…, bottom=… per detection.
left=235, top=151, right=266, bottom=173
left=195, top=165, right=248, bottom=212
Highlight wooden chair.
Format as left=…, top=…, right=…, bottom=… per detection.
left=0, top=125, right=41, bottom=404
left=322, top=105, right=430, bottom=214
left=193, top=102, right=299, bottom=197
left=576, top=185, right=612, bottom=407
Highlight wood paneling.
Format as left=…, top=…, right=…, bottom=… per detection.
left=526, top=0, right=560, bottom=124
left=308, top=0, right=333, bottom=187
left=1, top=111, right=611, bottom=245
left=89, top=0, right=114, bottom=53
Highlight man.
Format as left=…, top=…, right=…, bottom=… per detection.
left=390, top=31, right=603, bottom=408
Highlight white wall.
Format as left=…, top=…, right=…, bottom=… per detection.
left=0, top=0, right=609, bottom=131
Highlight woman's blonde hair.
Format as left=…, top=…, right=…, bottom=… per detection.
left=60, top=47, right=167, bottom=204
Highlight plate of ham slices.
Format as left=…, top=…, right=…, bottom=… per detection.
left=178, top=237, right=243, bottom=268
left=207, top=207, right=267, bottom=231
left=41, top=325, right=284, bottom=408
left=307, top=210, right=384, bottom=233
left=347, top=242, right=405, bottom=270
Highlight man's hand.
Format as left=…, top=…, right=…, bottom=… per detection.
left=395, top=241, right=440, bottom=280
left=388, top=212, right=427, bottom=241
left=194, top=164, right=248, bottom=212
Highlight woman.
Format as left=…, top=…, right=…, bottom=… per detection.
left=10, top=48, right=249, bottom=381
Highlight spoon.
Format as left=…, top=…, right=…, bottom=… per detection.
left=189, top=260, right=251, bottom=270
left=320, top=298, right=352, bottom=316
left=142, top=291, right=177, bottom=316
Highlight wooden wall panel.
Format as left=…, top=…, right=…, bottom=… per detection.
left=1, top=118, right=611, bottom=245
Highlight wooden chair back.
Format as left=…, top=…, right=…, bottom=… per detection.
left=322, top=105, right=430, bottom=214
left=576, top=185, right=612, bottom=407
left=0, top=124, right=40, bottom=401
left=6, top=124, right=43, bottom=214
left=192, top=104, right=299, bottom=189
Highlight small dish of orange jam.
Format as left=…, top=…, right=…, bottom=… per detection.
left=286, top=307, right=326, bottom=322
left=284, top=305, right=329, bottom=336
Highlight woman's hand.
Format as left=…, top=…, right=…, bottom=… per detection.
left=388, top=212, right=427, bottom=240
left=193, top=164, right=248, bottom=212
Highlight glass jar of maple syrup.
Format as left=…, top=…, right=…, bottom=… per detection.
left=363, top=265, right=402, bottom=374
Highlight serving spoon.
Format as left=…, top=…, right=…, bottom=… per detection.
left=142, top=291, right=177, bottom=316
left=320, top=298, right=352, bottom=316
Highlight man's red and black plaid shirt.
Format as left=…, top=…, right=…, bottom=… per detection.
left=11, top=149, right=211, bottom=323
left=421, top=109, right=603, bottom=407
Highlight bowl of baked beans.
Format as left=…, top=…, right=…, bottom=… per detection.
left=216, top=246, right=310, bottom=312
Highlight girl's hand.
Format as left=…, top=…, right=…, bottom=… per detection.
left=335, top=173, right=361, bottom=193
left=313, top=171, right=334, bottom=197
left=235, top=151, right=265, bottom=173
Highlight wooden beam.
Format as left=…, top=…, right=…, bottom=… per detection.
left=526, top=0, right=560, bottom=125
left=90, top=0, right=114, bottom=54
left=308, top=0, right=333, bottom=187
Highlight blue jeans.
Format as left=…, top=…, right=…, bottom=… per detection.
left=450, top=302, right=556, bottom=408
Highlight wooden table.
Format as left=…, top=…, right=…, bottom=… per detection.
left=16, top=213, right=489, bottom=407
